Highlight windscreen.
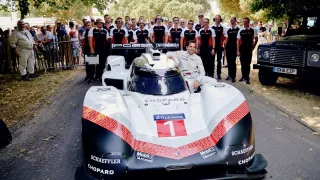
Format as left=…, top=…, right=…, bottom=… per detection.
left=129, top=74, right=187, bottom=95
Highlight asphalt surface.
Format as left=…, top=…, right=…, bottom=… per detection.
left=0, top=72, right=319, bottom=180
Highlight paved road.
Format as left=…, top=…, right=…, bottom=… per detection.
left=0, top=72, right=319, bottom=180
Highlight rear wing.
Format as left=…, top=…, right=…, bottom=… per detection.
left=111, top=43, right=179, bottom=50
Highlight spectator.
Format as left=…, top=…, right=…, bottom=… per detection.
left=55, top=21, right=67, bottom=39
left=37, top=26, right=53, bottom=51
left=70, top=31, right=80, bottom=66
left=10, top=20, right=38, bottom=81
left=79, top=17, right=87, bottom=38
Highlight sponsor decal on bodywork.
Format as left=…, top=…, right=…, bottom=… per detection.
left=200, top=147, right=217, bottom=159
left=88, top=164, right=114, bottom=175
left=136, top=151, right=154, bottom=163
left=154, top=113, right=187, bottom=137
left=238, top=153, right=255, bottom=165
left=231, top=145, right=254, bottom=156
left=91, top=155, right=121, bottom=164
left=145, top=98, right=185, bottom=105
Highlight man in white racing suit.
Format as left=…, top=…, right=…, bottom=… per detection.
left=166, top=40, right=217, bottom=93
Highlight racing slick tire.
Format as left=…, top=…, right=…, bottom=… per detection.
left=258, top=69, right=278, bottom=86
left=0, top=119, right=12, bottom=148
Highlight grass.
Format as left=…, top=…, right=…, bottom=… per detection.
left=0, top=69, right=82, bottom=128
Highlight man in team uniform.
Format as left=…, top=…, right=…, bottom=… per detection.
left=150, top=15, right=168, bottom=44
left=211, top=14, right=226, bottom=79
left=126, top=21, right=138, bottom=65
left=179, top=19, right=187, bottom=31
left=135, top=19, right=150, bottom=56
left=198, top=18, right=216, bottom=77
left=168, top=17, right=183, bottom=49
left=131, top=18, right=138, bottom=31
left=180, top=20, right=198, bottom=50
left=88, top=18, right=109, bottom=81
left=224, top=17, right=239, bottom=83
left=103, top=14, right=114, bottom=57
left=237, top=17, right=258, bottom=84
left=194, top=14, right=204, bottom=32
left=110, top=18, right=129, bottom=60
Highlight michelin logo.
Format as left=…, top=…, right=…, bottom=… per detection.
left=136, top=152, right=154, bottom=163
left=200, top=147, right=217, bottom=159
left=153, top=113, right=186, bottom=121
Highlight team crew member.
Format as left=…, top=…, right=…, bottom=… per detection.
left=82, top=21, right=95, bottom=83
left=166, top=40, right=217, bottom=93
left=194, top=14, right=204, bottom=32
left=88, top=18, right=109, bottom=81
left=168, top=17, right=183, bottom=48
left=131, top=18, right=138, bottom=31
left=179, top=19, right=187, bottom=31
left=224, top=17, right=239, bottom=83
left=150, top=15, right=168, bottom=44
left=103, top=14, right=115, bottom=34
left=198, top=18, right=216, bottom=77
left=135, top=20, right=150, bottom=56
left=237, top=17, right=258, bottom=84
left=180, top=20, right=198, bottom=50
left=10, top=20, right=38, bottom=81
left=126, top=21, right=138, bottom=65
left=110, top=18, right=128, bottom=58
left=211, top=14, right=226, bottom=79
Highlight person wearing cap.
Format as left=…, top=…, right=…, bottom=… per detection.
left=194, top=14, right=204, bottom=32
left=88, top=18, right=109, bottom=81
left=10, top=20, right=38, bottom=81
left=237, top=17, right=258, bottom=84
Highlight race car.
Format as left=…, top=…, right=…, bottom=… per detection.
left=75, top=44, right=268, bottom=180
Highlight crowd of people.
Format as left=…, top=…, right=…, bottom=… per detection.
left=7, top=13, right=273, bottom=84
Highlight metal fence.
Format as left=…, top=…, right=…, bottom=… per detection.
left=0, top=35, right=79, bottom=74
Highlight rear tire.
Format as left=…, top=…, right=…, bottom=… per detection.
left=258, top=69, right=278, bottom=85
left=0, top=119, right=12, bottom=148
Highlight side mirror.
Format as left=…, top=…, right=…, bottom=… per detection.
left=0, top=119, right=12, bottom=148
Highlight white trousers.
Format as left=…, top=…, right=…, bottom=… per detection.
left=185, top=76, right=217, bottom=93
left=18, top=49, right=35, bottom=76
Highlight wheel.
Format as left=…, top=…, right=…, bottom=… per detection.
left=258, top=69, right=278, bottom=85
left=0, top=119, right=12, bottom=148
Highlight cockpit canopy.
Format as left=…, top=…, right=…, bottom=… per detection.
left=127, top=55, right=187, bottom=95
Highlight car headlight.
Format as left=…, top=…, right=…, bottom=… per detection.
left=310, top=53, right=319, bottom=62
left=262, top=51, right=270, bottom=59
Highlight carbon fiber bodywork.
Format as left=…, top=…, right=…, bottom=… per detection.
left=75, top=113, right=267, bottom=180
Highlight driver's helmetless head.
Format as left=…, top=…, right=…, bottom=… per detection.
left=186, top=40, right=196, bottom=55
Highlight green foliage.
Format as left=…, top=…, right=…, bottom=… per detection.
left=109, top=0, right=211, bottom=21
left=250, top=0, right=320, bottom=20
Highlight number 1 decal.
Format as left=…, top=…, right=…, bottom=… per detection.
left=153, top=113, right=187, bottom=138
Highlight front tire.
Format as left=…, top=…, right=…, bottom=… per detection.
left=258, top=69, right=278, bottom=85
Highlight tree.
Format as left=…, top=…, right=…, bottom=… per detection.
left=0, top=0, right=115, bottom=20
left=108, top=0, right=211, bottom=21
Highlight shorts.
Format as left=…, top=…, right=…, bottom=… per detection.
left=72, top=48, right=79, bottom=57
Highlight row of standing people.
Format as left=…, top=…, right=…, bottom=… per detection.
left=79, top=14, right=258, bottom=84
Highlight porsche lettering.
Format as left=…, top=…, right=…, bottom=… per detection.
left=238, top=154, right=255, bottom=165
left=232, top=145, right=254, bottom=156
left=136, top=152, right=154, bottom=163
left=87, top=164, right=114, bottom=175
left=90, top=155, right=121, bottom=164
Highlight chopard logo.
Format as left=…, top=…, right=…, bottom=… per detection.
left=145, top=98, right=186, bottom=105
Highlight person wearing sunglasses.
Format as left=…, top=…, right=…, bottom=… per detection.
left=198, top=18, right=216, bottom=78
left=110, top=18, right=129, bottom=61
left=194, top=14, right=205, bottom=32
left=88, top=18, right=109, bottom=82
left=181, top=20, right=199, bottom=51
left=150, top=15, right=168, bottom=44
left=10, top=20, right=38, bottom=81
left=168, top=17, right=183, bottom=49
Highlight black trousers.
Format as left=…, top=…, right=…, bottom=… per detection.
left=226, top=48, right=237, bottom=79
left=200, top=46, right=214, bottom=77
left=240, top=47, right=252, bottom=79
left=213, top=47, right=223, bottom=76
left=95, top=52, right=107, bottom=79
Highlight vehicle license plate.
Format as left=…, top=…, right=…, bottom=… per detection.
left=273, top=67, right=297, bottom=75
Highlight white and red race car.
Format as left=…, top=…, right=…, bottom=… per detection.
left=75, top=44, right=268, bottom=180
